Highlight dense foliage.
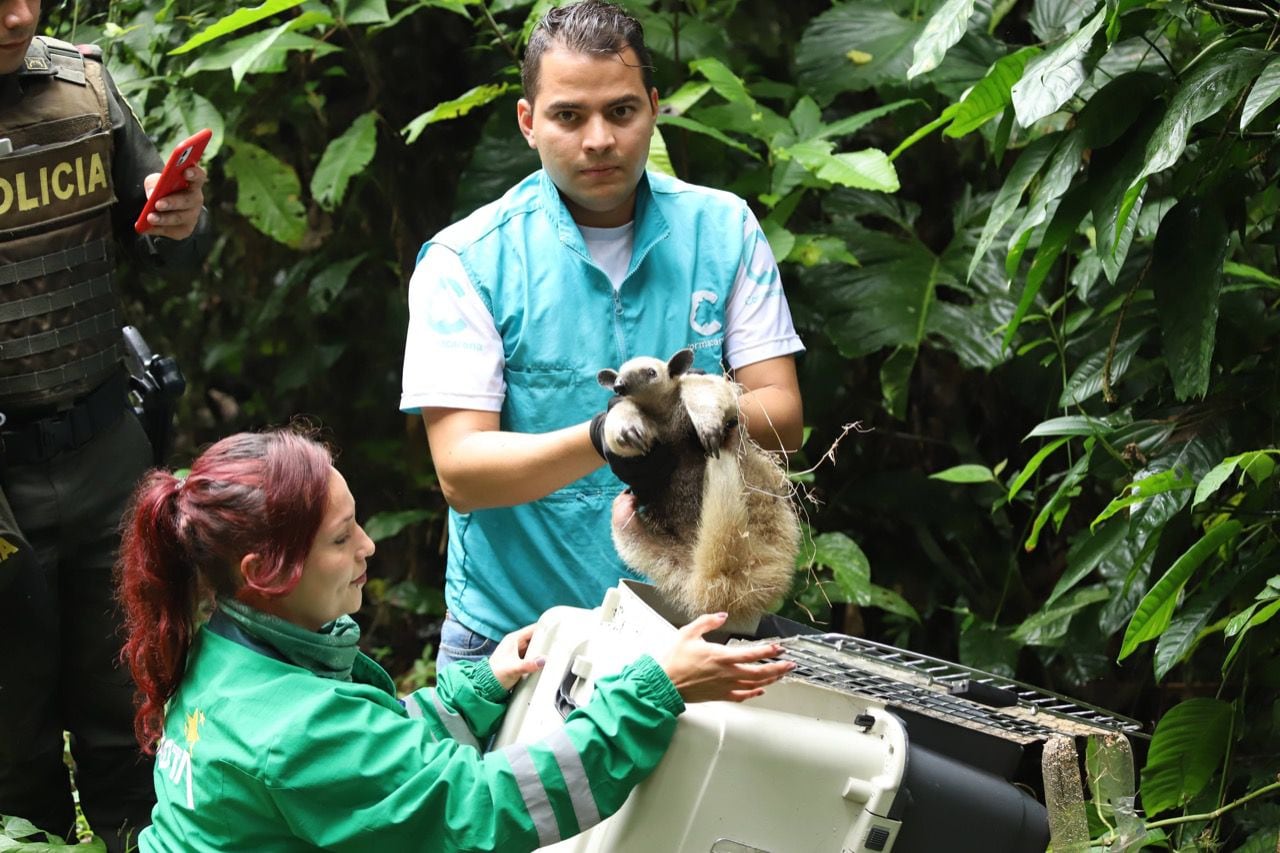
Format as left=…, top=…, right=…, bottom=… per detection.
left=30, top=0, right=1280, bottom=848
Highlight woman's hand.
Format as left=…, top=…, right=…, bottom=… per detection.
left=488, top=624, right=546, bottom=691
left=659, top=613, right=794, bottom=703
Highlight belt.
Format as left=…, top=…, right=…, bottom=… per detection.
left=0, top=371, right=128, bottom=466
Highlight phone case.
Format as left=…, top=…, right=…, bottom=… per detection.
left=133, top=128, right=212, bottom=234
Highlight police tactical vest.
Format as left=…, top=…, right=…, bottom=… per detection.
left=0, top=36, right=121, bottom=410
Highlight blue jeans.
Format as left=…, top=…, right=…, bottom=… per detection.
left=436, top=612, right=500, bottom=672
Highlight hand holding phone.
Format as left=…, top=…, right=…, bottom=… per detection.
left=134, top=128, right=212, bottom=235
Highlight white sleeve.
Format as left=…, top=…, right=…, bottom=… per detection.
left=399, top=244, right=506, bottom=414
left=722, top=207, right=805, bottom=370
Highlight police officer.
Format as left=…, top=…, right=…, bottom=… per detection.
left=0, top=0, right=210, bottom=849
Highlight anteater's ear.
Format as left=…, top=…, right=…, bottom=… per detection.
left=597, top=369, right=618, bottom=389
left=668, top=348, right=694, bottom=377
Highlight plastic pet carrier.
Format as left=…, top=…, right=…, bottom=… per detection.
left=494, top=580, right=1142, bottom=853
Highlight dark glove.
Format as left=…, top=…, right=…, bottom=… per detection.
left=589, top=396, right=677, bottom=507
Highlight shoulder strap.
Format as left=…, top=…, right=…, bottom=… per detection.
left=36, top=36, right=88, bottom=86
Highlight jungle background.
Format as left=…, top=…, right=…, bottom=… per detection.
left=5, top=0, right=1279, bottom=849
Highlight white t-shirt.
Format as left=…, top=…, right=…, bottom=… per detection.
left=400, top=207, right=802, bottom=414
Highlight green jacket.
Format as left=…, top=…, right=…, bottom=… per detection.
left=139, top=621, right=684, bottom=851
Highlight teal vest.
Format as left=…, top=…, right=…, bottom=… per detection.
left=426, top=169, right=749, bottom=639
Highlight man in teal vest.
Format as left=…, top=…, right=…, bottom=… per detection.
left=400, top=0, right=803, bottom=668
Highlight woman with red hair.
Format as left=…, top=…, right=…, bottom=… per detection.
left=116, top=429, right=792, bottom=852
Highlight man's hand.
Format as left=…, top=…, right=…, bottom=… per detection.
left=141, top=165, right=207, bottom=240
left=658, top=613, right=795, bottom=703
left=488, top=624, right=546, bottom=691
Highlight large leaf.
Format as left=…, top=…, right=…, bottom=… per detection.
left=1149, top=198, right=1229, bottom=401
left=781, top=141, right=900, bottom=193
left=1125, top=49, right=1273, bottom=209
left=1140, top=698, right=1233, bottom=815
left=945, top=46, right=1041, bottom=137
left=1012, top=586, right=1111, bottom=645
left=908, top=0, right=977, bottom=79
left=1118, top=520, right=1243, bottom=661
left=820, top=226, right=939, bottom=358
left=1241, top=54, right=1280, bottom=130
left=1029, top=0, right=1099, bottom=43
left=1058, top=331, right=1144, bottom=407
left=1046, top=517, right=1127, bottom=607
left=1152, top=584, right=1230, bottom=681
left=311, top=111, right=378, bottom=211
left=796, top=3, right=924, bottom=104
left=1093, top=467, right=1196, bottom=531
left=183, top=30, right=340, bottom=77
left=657, top=115, right=759, bottom=159
left=1010, top=5, right=1107, bottom=127
left=224, top=140, right=306, bottom=248
left=1004, top=130, right=1086, bottom=278
left=1004, top=179, right=1092, bottom=347
left=646, top=123, right=674, bottom=177
left=170, top=0, right=307, bottom=55
left=403, top=83, right=515, bottom=144
left=817, top=99, right=921, bottom=141
left=163, top=90, right=227, bottom=160
left=967, top=134, right=1057, bottom=282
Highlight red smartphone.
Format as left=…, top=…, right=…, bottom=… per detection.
left=133, top=128, right=212, bottom=234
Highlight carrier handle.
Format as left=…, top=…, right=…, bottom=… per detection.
left=554, top=650, right=593, bottom=720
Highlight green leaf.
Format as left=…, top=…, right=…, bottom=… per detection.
left=311, top=111, right=378, bottom=211
left=880, top=345, right=916, bottom=419
left=796, top=3, right=924, bottom=104
left=1193, top=456, right=1242, bottom=509
left=658, top=114, right=759, bottom=159
left=1012, top=586, right=1111, bottom=645
left=1150, top=199, right=1229, bottom=401
left=1223, top=597, right=1280, bottom=672
left=182, top=30, right=340, bottom=77
left=165, top=91, right=227, bottom=161
left=170, top=0, right=307, bottom=55
left=1010, top=6, right=1107, bottom=127
left=1118, top=520, right=1243, bottom=660
left=688, top=57, right=756, bottom=107
left=760, top=218, right=796, bottom=265
left=341, top=0, right=390, bottom=25
left=646, top=124, right=674, bottom=177
left=230, top=20, right=291, bottom=88
left=1025, top=415, right=1113, bottom=438
left=1003, top=179, right=1091, bottom=347
left=403, top=83, right=515, bottom=144
left=1223, top=260, right=1280, bottom=288
left=1029, top=0, right=1100, bottom=42
left=307, top=254, right=366, bottom=312
left=363, top=509, right=433, bottom=542
left=817, top=99, right=920, bottom=141
left=1153, top=588, right=1223, bottom=681
left=662, top=81, right=712, bottom=116
left=968, top=134, right=1057, bottom=282
left=944, top=46, right=1041, bottom=137
left=1140, top=698, right=1232, bottom=815
left=1058, top=332, right=1144, bottom=408
left=1004, top=131, right=1086, bottom=278
left=781, top=141, right=900, bottom=192
left=1046, top=517, right=1127, bottom=607
left=1241, top=55, right=1280, bottom=130
left=930, top=464, right=997, bottom=484
left=889, top=105, right=959, bottom=161
left=1093, top=466, right=1196, bottom=531
left=908, top=0, right=977, bottom=79
left=1024, top=442, right=1092, bottom=551
left=224, top=140, right=306, bottom=248
left=1127, top=49, right=1274, bottom=199
left=820, top=225, right=940, bottom=358
left=865, top=583, right=920, bottom=622
left=1006, top=435, right=1071, bottom=500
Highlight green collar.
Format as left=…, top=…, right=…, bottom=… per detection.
left=216, top=597, right=361, bottom=682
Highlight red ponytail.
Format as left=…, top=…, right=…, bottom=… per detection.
left=116, top=430, right=332, bottom=751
